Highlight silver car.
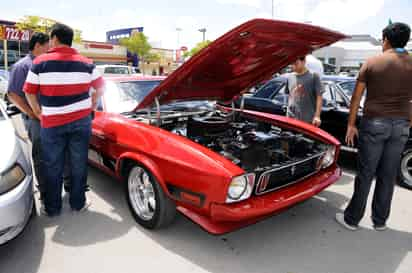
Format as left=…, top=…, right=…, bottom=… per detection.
left=0, top=73, right=8, bottom=100
left=0, top=100, right=34, bottom=245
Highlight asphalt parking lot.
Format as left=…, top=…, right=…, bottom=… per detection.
left=1, top=151, right=412, bottom=273
left=1, top=118, right=412, bottom=273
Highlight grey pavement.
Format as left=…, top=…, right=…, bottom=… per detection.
left=1, top=117, right=411, bottom=273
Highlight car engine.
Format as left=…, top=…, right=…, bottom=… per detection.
left=165, top=113, right=325, bottom=172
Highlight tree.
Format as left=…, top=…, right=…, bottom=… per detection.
left=119, top=32, right=153, bottom=63
left=16, top=15, right=82, bottom=42
left=183, top=40, right=212, bottom=58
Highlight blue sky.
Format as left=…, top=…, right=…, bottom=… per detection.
left=2, top=0, right=411, bottom=49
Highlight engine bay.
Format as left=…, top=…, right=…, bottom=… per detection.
left=125, top=105, right=328, bottom=173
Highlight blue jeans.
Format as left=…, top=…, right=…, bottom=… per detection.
left=23, top=116, right=43, bottom=196
left=344, top=117, right=410, bottom=226
left=40, top=115, right=92, bottom=215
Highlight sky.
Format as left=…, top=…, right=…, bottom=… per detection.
left=2, top=0, right=412, bottom=49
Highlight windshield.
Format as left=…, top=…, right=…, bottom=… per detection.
left=104, top=80, right=162, bottom=113
left=254, top=80, right=284, bottom=99
left=104, top=67, right=130, bottom=74
left=337, top=80, right=356, bottom=97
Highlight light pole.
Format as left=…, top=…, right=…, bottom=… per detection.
left=272, top=0, right=274, bottom=19
left=198, top=28, right=206, bottom=42
left=176, top=27, right=182, bottom=48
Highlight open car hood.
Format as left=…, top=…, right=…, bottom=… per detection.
left=136, top=19, right=346, bottom=110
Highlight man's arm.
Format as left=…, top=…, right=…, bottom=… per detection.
left=7, top=64, right=37, bottom=118
left=91, top=86, right=104, bottom=110
left=312, top=95, right=322, bottom=127
left=91, top=65, right=105, bottom=110
left=8, top=92, right=36, bottom=119
left=410, top=101, right=412, bottom=127
left=25, top=93, right=41, bottom=120
left=345, top=80, right=366, bottom=146
left=23, top=66, right=41, bottom=119
left=312, top=73, right=322, bottom=127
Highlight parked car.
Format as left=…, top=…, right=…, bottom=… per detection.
left=0, top=70, right=9, bottom=100
left=96, top=65, right=141, bottom=77
left=88, top=19, right=346, bottom=234
left=234, top=75, right=412, bottom=189
left=0, top=50, right=18, bottom=66
left=0, top=99, right=34, bottom=245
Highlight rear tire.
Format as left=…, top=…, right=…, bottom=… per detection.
left=125, top=164, right=176, bottom=229
left=398, top=149, right=412, bottom=190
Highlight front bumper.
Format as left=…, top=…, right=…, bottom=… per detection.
left=178, top=166, right=341, bottom=235
left=0, top=173, right=33, bottom=244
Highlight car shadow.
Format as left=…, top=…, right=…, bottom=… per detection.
left=133, top=189, right=412, bottom=273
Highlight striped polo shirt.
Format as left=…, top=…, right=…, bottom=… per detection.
left=23, top=46, right=104, bottom=128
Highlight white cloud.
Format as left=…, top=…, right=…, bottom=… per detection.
left=216, top=0, right=262, bottom=8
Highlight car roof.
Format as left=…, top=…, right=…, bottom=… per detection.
left=97, top=64, right=131, bottom=68
left=322, top=75, right=355, bottom=82
left=104, top=75, right=166, bottom=82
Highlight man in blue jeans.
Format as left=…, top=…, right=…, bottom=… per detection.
left=336, top=22, right=412, bottom=231
left=7, top=32, right=49, bottom=201
left=23, top=23, right=104, bottom=216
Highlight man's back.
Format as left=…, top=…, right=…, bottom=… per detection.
left=360, top=49, right=412, bottom=118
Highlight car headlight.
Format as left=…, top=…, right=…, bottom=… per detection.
left=0, top=164, right=26, bottom=194
left=320, top=146, right=336, bottom=169
left=226, top=173, right=255, bottom=203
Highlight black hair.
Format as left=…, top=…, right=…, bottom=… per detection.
left=382, top=22, right=411, bottom=48
left=298, top=56, right=306, bottom=61
left=50, top=23, right=74, bottom=46
left=29, top=32, right=49, bottom=51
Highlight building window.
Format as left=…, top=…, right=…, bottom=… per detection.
left=328, top=58, right=336, bottom=65
left=318, top=57, right=325, bottom=63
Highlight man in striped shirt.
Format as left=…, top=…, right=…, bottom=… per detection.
left=24, top=23, right=104, bottom=216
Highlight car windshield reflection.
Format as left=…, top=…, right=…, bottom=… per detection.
left=104, top=80, right=162, bottom=113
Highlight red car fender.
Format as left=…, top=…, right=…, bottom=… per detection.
left=116, top=152, right=171, bottom=197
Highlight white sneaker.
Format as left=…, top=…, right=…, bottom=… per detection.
left=374, top=224, right=387, bottom=231
left=335, top=213, right=358, bottom=231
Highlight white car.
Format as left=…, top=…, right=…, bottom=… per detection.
left=0, top=100, right=34, bottom=245
left=0, top=72, right=9, bottom=100
left=96, top=65, right=141, bottom=77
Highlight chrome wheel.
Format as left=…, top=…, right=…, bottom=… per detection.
left=401, top=151, right=412, bottom=188
left=128, top=166, right=156, bottom=221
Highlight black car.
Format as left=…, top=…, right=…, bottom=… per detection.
left=234, top=76, right=412, bottom=189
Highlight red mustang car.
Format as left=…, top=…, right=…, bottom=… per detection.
left=90, top=19, right=346, bottom=234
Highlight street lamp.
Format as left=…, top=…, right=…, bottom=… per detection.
left=198, top=28, right=206, bottom=42
left=176, top=27, right=182, bottom=48
left=272, top=0, right=274, bottom=19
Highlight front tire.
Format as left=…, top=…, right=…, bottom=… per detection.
left=399, top=149, right=412, bottom=190
left=125, top=165, right=176, bottom=229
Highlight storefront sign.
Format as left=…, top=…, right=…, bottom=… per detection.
left=0, top=26, right=30, bottom=41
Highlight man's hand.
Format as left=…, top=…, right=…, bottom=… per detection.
left=91, top=95, right=97, bottom=111
left=32, top=108, right=42, bottom=120
left=312, top=116, right=321, bottom=127
left=346, top=125, right=359, bottom=147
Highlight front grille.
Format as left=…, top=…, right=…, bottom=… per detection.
left=255, top=153, right=324, bottom=195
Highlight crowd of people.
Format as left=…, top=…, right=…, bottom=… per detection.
left=287, top=22, right=412, bottom=231
left=7, top=23, right=104, bottom=216
left=6, top=21, right=412, bottom=232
